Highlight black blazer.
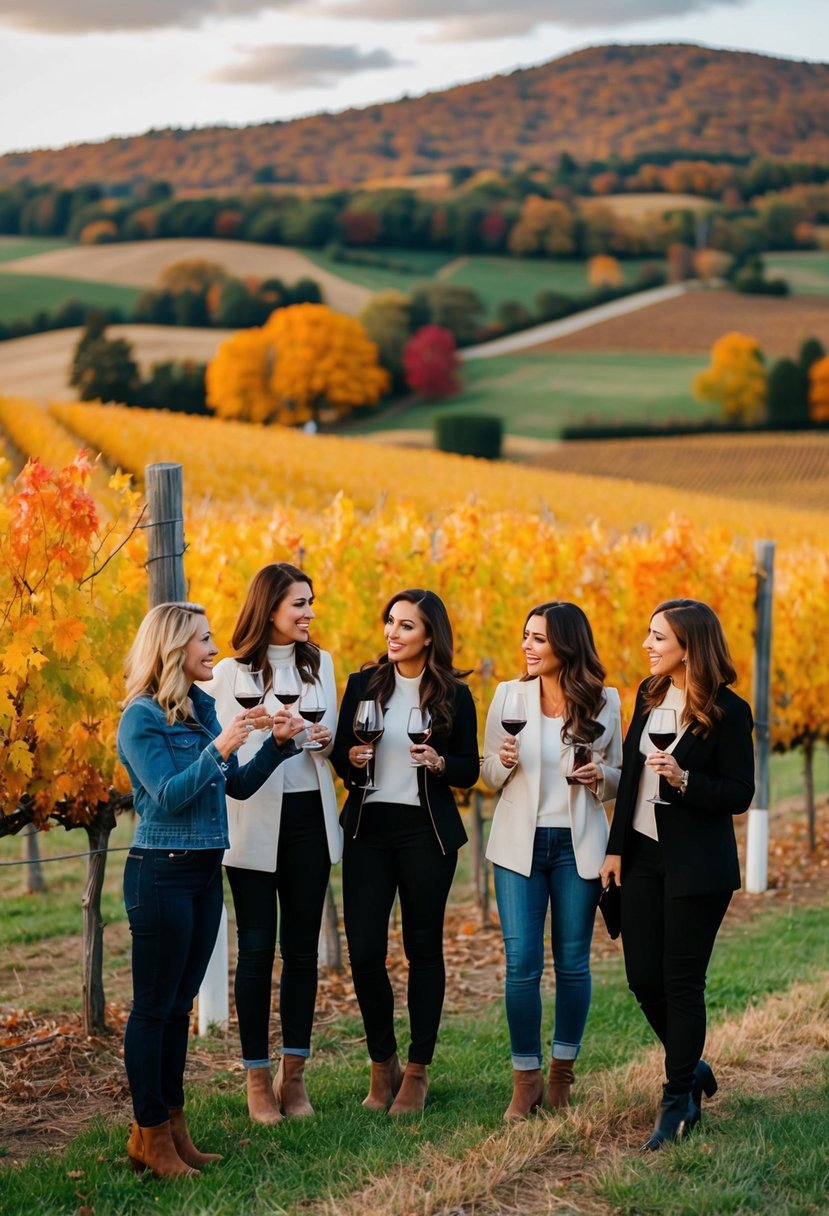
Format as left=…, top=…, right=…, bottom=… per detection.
left=607, top=681, right=754, bottom=896
left=331, top=669, right=479, bottom=855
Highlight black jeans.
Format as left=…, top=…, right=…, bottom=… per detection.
left=225, top=791, right=331, bottom=1063
left=343, top=800, right=458, bottom=1065
left=621, top=831, right=731, bottom=1093
left=123, top=846, right=224, bottom=1127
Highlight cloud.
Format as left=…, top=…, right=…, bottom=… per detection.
left=0, top=0, right=299, bottom=34
left=209, top=43, right=406, bottom=88
left=326, top=0, right=747, bottom=41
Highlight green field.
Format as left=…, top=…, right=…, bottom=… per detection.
left=0, top=237, right=74, bottom=264
left=764, top=251, right=829, bottom=295
left=303, top=247, right=453, bottom=293
left=344, top=351, right=708, bottom=438
left=0, top=273, right=141, bottom=324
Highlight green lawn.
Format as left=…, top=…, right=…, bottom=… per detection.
left=0, top=237, right=74, bottom=264
left=0, top=273, right=141, bottom=324
left=303, top=247, right=453, bottom=294
left=764, top=251, right=829, bottom=296
left=344, top=351, right=708, bottom=438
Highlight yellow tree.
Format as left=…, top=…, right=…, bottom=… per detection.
left=807, top=354, right=829, bottom=422
left=507, top=197, right=576, bottom=256
left=588, top=254, right=623, bottom=288
left=693, top=332, right=767, bottom=425
left=206, top=303, right=389, bottom=425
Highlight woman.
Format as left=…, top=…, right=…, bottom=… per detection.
left=483, top=602, right=622, bottom=1121
left=117, top=601, right=304, bottom=1178
left=208, top=564, right=342, bottom=1124
left=600, top=599, right=754, bottom=1150
left=332, top=589, right=479, bottom=1115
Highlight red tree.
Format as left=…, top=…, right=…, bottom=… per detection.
left=403, top=325, right=461, bottom=400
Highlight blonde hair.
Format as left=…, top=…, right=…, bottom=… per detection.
left=123, top=602, right=208, bottom=724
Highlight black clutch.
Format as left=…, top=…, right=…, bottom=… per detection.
left=598, top=880, right=621, bottom=940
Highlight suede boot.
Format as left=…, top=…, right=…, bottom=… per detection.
left=168, top=1108, right=222, bottom=1168
left=546, top=1058, right=575, bottom=1109
left=126, top=1120, right=199, bottom=1178
left=388, top=1062, right=429, bottom=1116
left=641, top=1086, right=700, bottom=1151
left=362, top=1053, right=404, bottom=1112
left=274, top=1054, right=314, bottom=1117
left=246, top=1066, right=283, bottom=1125
left=503, top=1068, right=544, bottom=1122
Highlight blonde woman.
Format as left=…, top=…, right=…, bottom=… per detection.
left=117, top=602, right=304, bottom=1179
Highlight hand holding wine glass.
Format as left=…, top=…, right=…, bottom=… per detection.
left=500, top=690, right=527, bottom=768
left=299, top=684, right=328, bottom=751
left=407, top=706, right=432, bottom=767
left=353, top=699, right=384, bottom=792
left=233, top=667, right=271, bottom=731
left=646, top=708, right=678, bottom=805
left=564, top=739, right=594, bottom=786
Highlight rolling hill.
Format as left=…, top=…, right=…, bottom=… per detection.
left=1, top=44, right=827, bottom=190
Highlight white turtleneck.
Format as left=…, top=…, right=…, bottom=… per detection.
left=366, top=668, right=423, bottom=807
left=268, top=643, right=318, bottom=793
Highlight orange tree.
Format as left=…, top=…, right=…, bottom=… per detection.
left=693, top=331, right=768, bottom=425
left=807, top=354, right=829, bottom=423
left=0, top=454, right=145, bottom=1031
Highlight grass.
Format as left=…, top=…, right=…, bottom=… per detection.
left=344, top=351, right=708, bottom=437
left=0, top=273, right=141, bottom=324
left=763, top=251, right=829, bottom=296
left=302, top=247, right=453, bottom=293
left=0, top=237, right=74, bottom=265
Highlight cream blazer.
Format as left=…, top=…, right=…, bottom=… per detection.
left=482, top=678, right=622, bottom=879
left=203, top=652, right=343, bottom=871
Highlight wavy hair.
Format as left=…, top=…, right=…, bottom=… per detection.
left=643, top=599, right=737, bottom=736
left=520, top=601, right=607, bottom=744
left=363, top=589, right=471, bottom=735
left=231, top=563, right=320, bottom=689
left=123, top=601, right=207, bottom=724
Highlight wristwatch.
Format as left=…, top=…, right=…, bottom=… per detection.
left=679, top=770, right=690, bottom=796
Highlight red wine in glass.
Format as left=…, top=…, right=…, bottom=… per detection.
left=273, top=665, right=302, bottom=707
left=300, top=708, right=326, bottom=726
left=649, top=731, right=677, bottom=750
left=234, top=667, right=264, bottom=711
left=565, top=741, right=593, bottom=786
left=236, top=695, right=262, bottom=710
left=501, top=719, right=527, bottom=737
left=355, top=727, right=384, bottom=745
left=500, top=690, right=527, bottom=743
left=353, top=700, right=384, bottom=791
left=407, top=707, right=432, bottom=767
left=647, top=708, right=678, bottom=805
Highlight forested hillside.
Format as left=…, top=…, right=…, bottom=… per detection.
left=1, top=43, right=828, bottom=190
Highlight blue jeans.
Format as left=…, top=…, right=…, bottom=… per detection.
left=494, top=828, right=600, bottom=1070
left=123, top=847, right=223, bottom=1126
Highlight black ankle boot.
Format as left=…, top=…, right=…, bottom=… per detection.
left=692, top=1059, right=718, bottom=1109
left=641, top=1086, right=700, bottom=1152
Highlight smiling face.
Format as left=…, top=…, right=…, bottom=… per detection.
left=384, top=599, right=430, bottom=674
left=182, top=615, right=218, bottom=684
left=269, top=581, right=315, bottom=645
left=644, top=611, right=686, bottom=684
left=522, top=614, right=561, bottom=679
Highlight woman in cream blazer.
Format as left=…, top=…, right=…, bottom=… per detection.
left=482, top=602, right=622, bottom=1121
left=207, top=564, right=342, bottom=1126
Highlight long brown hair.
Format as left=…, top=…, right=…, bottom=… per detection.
left=520, top=602, right=607, bottom=744
left=642, top=598, right=737, bottom=736
left=231, top=563, right=320, bottom=688
left=363, top=589, right=471, bottom=735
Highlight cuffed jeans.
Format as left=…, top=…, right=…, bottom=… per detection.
left=494, top=827, right=600, bottom=1070
left=123, top=846, right=223, bottom=1127
left=225, top=791, right=331, bottom=1066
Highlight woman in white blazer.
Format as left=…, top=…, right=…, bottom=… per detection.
left=208, top=563, right=342, bottom=1125
left=482, top=601, right=622, bottom=1121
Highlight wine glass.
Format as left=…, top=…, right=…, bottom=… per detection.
left=407, top=706, right=432, bottom=767
left=500, top=691, right=527, bottom=750
left=353, top=699, right=384, bottom=792
left=647, top=708, right=678, bottom=805
left=299, top=684, right=327, bottom=750
left=233, top=666, right=265, bottom=710
left=273, top=665, right=302, bottom=709
left=564, top=740, right=593, bottom=786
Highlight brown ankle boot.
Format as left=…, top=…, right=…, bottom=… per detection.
left=168, top=1107, right=222, bottom=1168
left=503, top=1068, right=544, bottom=1122
left=388, top=1062, right=429, bottom=1116
left=246, top=1066, right=283, bottom=1125
left=362, top=1053, right=404, bottom=1111
left=547, top=1058, right=575, bottom=1109
left=274, top=1055, right=314, bottom=1117
left=126, top=1120, right=199, bottom=1178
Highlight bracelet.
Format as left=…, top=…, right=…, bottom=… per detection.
left=679, top=769, right=690, bottom=795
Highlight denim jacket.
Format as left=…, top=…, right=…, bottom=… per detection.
left=117, top=685, right=299, bottom=850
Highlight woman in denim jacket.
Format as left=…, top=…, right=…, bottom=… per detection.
left=117, top=601, right=304, bottom=1179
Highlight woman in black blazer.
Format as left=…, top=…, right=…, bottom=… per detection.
left=600, top=599, right=754, bottom=1150
left=332, top=589, right=479, bottom=1115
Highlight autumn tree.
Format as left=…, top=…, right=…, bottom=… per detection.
left=158, top=259, right=227, bottom=296
left=693, top=332, right=767, bottom=425
left=69, top=321, right=141, bottom=405
left=588, top=254, right=622, bottom=288
left=808, top=354, right=829, bottom=423
left=206, top=303, right=389, bottom=425
left=359, top=290, right=412, bottom=388
left=507, top=196, right=576, bottom=256
left=403, top=325, right=461, bottom=400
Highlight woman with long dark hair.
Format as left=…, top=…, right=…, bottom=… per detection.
left=117, top=602, right=303, bottom=1177
left=482, top=601, right=622, bottom=1120
left=208, top=564, right=342, bottom=1124
left=600, top=599, right=754, bottom=1150
left=332, top=589, right=479, bottom=1115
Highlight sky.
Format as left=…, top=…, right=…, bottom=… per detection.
left=0, top=0, right=826, bottom=157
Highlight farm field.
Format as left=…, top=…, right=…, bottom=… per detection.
left=764, top=250, right=829, bottom=295
left=531, top=287, right=829, bottom=356
left=0, top=236, right=73, bottom=264
left=0, top=273, right=140, bottom=325
left=578, top=191, right=717, bottom=219
left=345, top=350, right=708, bottom=437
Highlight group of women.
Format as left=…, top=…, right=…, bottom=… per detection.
left=116, top=564, right=754, bottom=1178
